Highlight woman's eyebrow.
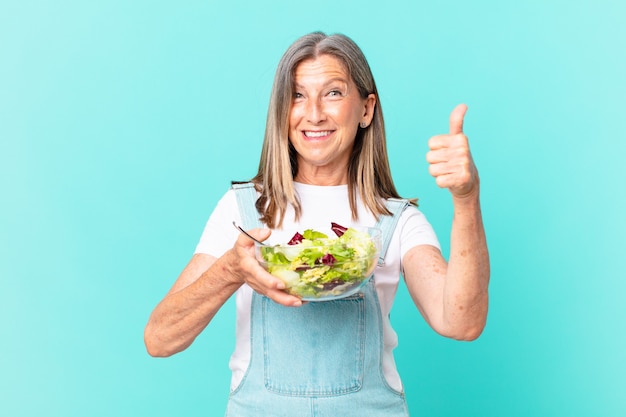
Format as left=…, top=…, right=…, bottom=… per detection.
left=323, top=77, right=349, bottom=86
left=294, top=78, right=349, bottom=90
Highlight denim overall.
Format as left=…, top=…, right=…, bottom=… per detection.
left=227, top=183, right=410, bottom=417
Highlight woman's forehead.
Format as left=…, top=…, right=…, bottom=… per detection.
left=293, top=55, right=350, bottom=84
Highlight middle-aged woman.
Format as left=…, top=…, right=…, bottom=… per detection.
left=145, top=32, right=490, bottom=417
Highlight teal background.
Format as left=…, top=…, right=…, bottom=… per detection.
left=1, top=0, right=625, bottom=416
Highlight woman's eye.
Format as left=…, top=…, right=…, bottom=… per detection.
left=328, top=90, right=342, bottom=97
left=293, top=92, right=304, bottom=99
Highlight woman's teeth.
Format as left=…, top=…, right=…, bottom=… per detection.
left=304, top=131, right=332, bottom=138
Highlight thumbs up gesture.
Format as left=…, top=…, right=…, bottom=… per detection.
left=426, top=104, right=479, bottom=199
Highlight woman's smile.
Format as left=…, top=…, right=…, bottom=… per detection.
left=302, top=130, right=334, bottom=139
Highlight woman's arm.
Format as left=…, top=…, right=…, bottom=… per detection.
left=403, top=104, right=490, bottom=340
left=403, top=190, right=489, bottom=340
left=144, top=229, right=302, bottom=357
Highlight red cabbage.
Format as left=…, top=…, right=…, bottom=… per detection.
left=331, top=222, right=347, bottom=237
left=288, top=232, right=304, bottom=245
left=320, top=253, right=336, bottom=265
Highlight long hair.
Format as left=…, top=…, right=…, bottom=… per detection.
left=251, top=32, right=405, bottom=228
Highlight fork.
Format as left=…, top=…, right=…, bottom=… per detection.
left=232, top=221, right=268, bottom=246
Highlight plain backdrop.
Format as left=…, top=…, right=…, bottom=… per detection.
left=1, top=0, right=625, bottom=416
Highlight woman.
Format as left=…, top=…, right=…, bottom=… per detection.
left=144, top=32, right=489, bottom=416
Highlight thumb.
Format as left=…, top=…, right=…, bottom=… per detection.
left=249, top=227, right=272, bottom=243
left=449, top=103, right=468, bottom=134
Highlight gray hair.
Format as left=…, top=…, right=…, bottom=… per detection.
left=252, top=32, right=402, bottom=228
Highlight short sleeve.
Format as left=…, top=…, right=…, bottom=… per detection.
left=399, top=205, right=441, bottom=259
left=194, top=189, right=241, bottom=257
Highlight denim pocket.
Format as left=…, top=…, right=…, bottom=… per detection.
left=261, top=293, right=366, bottom=397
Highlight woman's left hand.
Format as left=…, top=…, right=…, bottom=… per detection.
left=405, top=103, right=489, bottom=341
left=426, top=104, right=479, bottom=199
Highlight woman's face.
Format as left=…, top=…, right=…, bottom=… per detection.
left=288, top=54, right=376, bottom=185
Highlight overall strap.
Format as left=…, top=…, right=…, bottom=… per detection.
left=231, top=182, right=262, bottom=229
left=374, top=198, right=410, bottom=266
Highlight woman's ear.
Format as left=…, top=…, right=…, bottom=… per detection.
left=361, top=93, right=377, bottom=127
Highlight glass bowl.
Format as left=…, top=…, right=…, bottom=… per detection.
left=256, top=227, right=381, bottom=301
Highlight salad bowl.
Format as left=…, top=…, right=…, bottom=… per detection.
left=256, top=224, right=381, bottom=301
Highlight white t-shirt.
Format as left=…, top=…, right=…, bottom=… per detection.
left=194, top=182, right=440, bottom=392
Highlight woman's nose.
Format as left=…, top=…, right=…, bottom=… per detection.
left=305, top=99, right=325, bottom=124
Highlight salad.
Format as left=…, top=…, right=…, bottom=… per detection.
left=258, top=222, right=380, bottom=300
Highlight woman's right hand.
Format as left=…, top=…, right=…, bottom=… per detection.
left=229, top=228, right=303, bottom=307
